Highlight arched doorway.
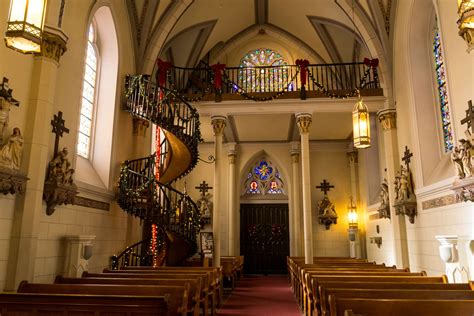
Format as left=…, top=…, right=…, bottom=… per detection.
left=240, top=158, right=289, bottom=274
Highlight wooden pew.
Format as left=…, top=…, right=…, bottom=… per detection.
left=116, top=266, right=223, bottom=308
left=17, top=280, right=189, bottom=316
left=303, top=271, right=428, bottom=315
left=56, top=275, right=202, bottom=315
left=329, top=297, right=474, bottom=316
left=220, top=257, right=238, bottom=289
left=322, top=288, right=474, bottom=316
left=307, top=275, right=447, bottom=316
left=0, top=292, right=167, bottom=315
left=83, top=272, right=212, bottom=315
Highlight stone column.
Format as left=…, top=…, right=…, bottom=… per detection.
left=290, top=142, right=302, bottom=256
left=211, top=116, right=226, bottom=267
left=5, top=26, right=68, bottom=290
left=377, top=108, right=409, bottom=268
left=227, top=143, right=237, bottom=256
left=296, top=113, right=313, bottom=264
left=347, top=150, right=362, bottom=259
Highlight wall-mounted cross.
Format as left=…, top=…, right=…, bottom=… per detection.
left=402, top=146, right=413, bottom=171
left=316, top=179, right=334, bottom=195
left=195, top=180, right=213, bottom=197
left=461, top=100, right=474, bottom=135
left=51, top=111, right=69, bottom=156
left=0, top=77, right=19, bottom=106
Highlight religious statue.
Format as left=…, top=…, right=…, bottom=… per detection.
left=451, top=145, right=465, bottom=178
left=197, top=192, right=213, bottom=217
left=48, top=147, right=75, bottom=185
left=459, top=139, right=472, bottom=178
left=0, top=78, right=19, bottom=143
left=398, top=166, right=412, bottom=202
left=0, top=127, right=23, bottom=170
left=317, top=196, right=338, bottom=229
left=393, top=146, right=418, bottom=223
left=377, top=178, right=390, bottom=219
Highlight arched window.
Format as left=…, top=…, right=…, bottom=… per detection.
left=239, top=48, right=288, bottom=92
left=243, top=159, right=285, bottom=196
left=77, top=22, right=98, bottom=158
left=432, top=18, right=454, bottom=152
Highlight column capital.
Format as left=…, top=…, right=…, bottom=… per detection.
left=290, top=142, right=300, bottom=163
left=295, top=112, right=312, bottom=134
left=132, top=117, right=150, bottom=136
left=34, top=26, right=68, bottom=63
left=347, top=150, right=358, bottom=164
left=211, top=115, right=227, bottom=136
left=377, top=108, right=397, bottom=130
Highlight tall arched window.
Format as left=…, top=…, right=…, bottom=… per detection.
left=243, top=159, right=285, bottom=196
left=432, top=18, right=454, bottom=152
left=78, top=23, right=98, bottom=158
left=239, top=48, right=288, bottom=92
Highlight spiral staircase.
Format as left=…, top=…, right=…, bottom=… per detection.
left=112, top=75, right=202, bottom=269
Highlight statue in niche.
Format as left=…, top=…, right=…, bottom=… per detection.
left=0, top=127, right=23, bottom=170
left=393, top=172, right=401, bottom=202
left=0, top=99, right=12, bottom=141
left=47, top=147, right=75, bottom=185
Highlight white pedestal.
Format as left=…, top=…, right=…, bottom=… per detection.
left=63, top=235, right=95, bottom=277
left=435, top=235, right=472, bottom=283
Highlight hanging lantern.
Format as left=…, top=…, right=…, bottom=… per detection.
left=347, top=197, right=358, bottom=228
left=352, top=93, right=371, bottom=149
left=458, top=0, right=474, bottom=52
left=4, top=0, right=48, bottom=54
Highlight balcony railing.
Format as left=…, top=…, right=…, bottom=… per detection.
left=156, top=60, right=381, bottom=102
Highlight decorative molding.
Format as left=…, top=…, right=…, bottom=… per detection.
left=35, top=26, right=68, bottom=63
left=211, top=115, right=226, bottom=136
left=377, top=0, right=392, bottom=34
left=295, top=112, right=312, bottom=134
left=377, top=108, right=396, bottom=130
left=422, top=194, right=458, bottom=210
left=451, top=177, right=474, bottom=203
left=0, top=167, right=28, bottom=195
left=43, top=181, right=78, bottom=215
left=75, top=196, right=110, bottom=211
left=75, top=180, right=115, bottom=202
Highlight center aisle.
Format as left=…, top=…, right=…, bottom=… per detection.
left=218, top=275, right=302, bottom=316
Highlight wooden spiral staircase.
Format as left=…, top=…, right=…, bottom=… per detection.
left=112, top=74, right=202, bottom=269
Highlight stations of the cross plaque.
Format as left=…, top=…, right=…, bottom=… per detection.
left=51, top=111, right=70, bottom=156
left=316, top=179, right=334, bottom=196
left=402, top=146, right=413, bottom=171
left=195, top=180, right=213, bottom=197
left=461, top=100, right=474, bottom=135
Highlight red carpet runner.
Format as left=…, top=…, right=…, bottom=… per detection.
left=218, top=275, right=302, bottom=316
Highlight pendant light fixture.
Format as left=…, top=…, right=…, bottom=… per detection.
left=457, top=0, right=474, bottom=52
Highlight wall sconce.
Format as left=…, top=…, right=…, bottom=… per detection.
left=4, top=0, right=48, bottom=54
left=347, top=197, right=358, bottom=229
left=352, top=91, right=371, bottom=149
left=458, top=0, right=474, bottom=52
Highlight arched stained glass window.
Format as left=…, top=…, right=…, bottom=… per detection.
left=239, top=48, right=289, bottom=92
left=243, top=159, right=285, bottom=196
left=77, top=23, right=98, bottom=158
left=433, top=19, right=454, bottom=152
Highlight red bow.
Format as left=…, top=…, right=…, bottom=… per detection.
left=296, top=59, right=310, bottom=86
left=363, top=58, right=379, bottom=68
left=211, top=63, right=226, bottom=90
left=156, top=59, right=172, bottom=86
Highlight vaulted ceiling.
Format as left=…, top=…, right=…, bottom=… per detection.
left=126, top=0, right=394, bottom=143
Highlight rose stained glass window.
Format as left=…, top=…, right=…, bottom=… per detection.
left=239, top=48, right=288, bottom=92
left=244, top=159, right=284, bottom=196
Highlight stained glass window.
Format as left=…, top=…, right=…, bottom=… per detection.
left=433, top=19, right=454, bottom=152
left=239, top=48, right=288, bottom=92
left=244, top=159, right=284, bottom=196
left=77, top=23, right=98, bottom=158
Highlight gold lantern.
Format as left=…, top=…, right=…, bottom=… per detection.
left=347, top=197, right=358, bottom=228
left=458, top=0, right=474, bottom=52
left=4, top=0, right=48, bottom=54
left=352, top=92, right=371, bottom=149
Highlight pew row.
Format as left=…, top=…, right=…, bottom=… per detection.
left=0, top=292, right=168, bottom=315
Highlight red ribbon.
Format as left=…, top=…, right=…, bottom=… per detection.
left=296, top=59, right=310, bottom=86
left=156, top=59, right=172, bottom=86
left=363, top=58, right=379, bottom=68
left=211, top=63, right=226, bottom=90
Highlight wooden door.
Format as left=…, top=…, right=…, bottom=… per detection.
left=240, top=203, right=289, bottom=274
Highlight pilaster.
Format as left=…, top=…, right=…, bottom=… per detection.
left=290, top=142, right=302, bottom=256
left=227, top=143, right=237, bottom=256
